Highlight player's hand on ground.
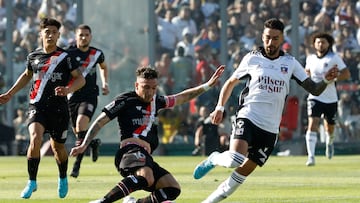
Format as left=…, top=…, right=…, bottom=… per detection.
left=207, top=65, right=225, bottom=87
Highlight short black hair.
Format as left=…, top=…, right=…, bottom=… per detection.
left=39, top=17, right=61, bottom=30
left=136, top=66, right=158, bottom=79
left=76, top=24, right=92, bottom=33
left=264, top=18, right=284, bottom=33
left=311, top=32, right=334, bottom=48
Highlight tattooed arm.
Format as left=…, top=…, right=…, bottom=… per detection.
left=172, top=65, right=225, bottom=106
left=300, top=65, right=340, bottom=96
left=300, top=78, right=328, bottom=96
left=70, top=112, right=110, bottom=156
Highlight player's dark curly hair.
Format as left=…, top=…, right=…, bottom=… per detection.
left=39, top=17, right=61, bottom=30
left=311, top=32, right=334, bottom=48
left=264, top=18, right=284, bottom=33
left=136, top=66, right=158, bottom=79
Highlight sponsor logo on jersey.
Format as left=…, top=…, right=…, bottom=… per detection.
left=258, top=76, right=285, bottom=93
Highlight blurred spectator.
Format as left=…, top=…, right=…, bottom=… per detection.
left=194, top=26, right=221, bottom=54
left=13, top=107, right=28, bottom=155
left=176, top=27, right=196, bottom=59
left=158, top=108, right=181, bottom=144
left=155, top=52, right=172, bottom=94
left=342, top=47, right=359, bottom=82
left=239, top=24, right=256, bottom=51
left=337, top=92, right=353, bottom=142
left=189, top=0, right=205, bottom=30
left=343, top=101, right=360, bottom=140
left=157, top=8, right=179, bottom=57
left=172, top=5, right=197, bottom=41
left=201, top=0, right=219, bottom=26
left=169, top=46, right=193, bottom=94
left=282, top=42, right=291, bottom=53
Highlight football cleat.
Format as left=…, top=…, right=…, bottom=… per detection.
left=193, top=151, right=219, bottom=179
left=306, top=156, right=315, bottom=166
left=70, top=167, right=80, bottom=178
left=20, top=180, right=37, bottom=199
left=58, top=177, right=68, bottom=198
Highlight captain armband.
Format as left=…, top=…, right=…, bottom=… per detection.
left=165, top=95, right=176, bottom=108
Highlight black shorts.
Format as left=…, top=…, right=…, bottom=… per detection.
left=307, top=99, right=337, bottom=125
left=114, top=144, right=170, bottom=191
left=27, top=104, right=69, bottom=143
left=68, top=98, right=97, bottom=128
left=232, top=118, right=278, bottom=166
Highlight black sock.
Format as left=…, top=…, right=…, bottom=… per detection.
left=137, top=187, right=181, bottom=203
left=75, top=131, right=87, bottom=146
left=57, top=159, right=68, bottom=178
left=28, top=158, right=40, bottom=181
left=104, top=175, right=148, bottom=202
left=73, top=131, right=87, bottom=168
left=73, top=153, right=84, bottom=169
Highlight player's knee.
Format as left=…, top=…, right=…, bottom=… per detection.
left=223, top=151, right=245, bottom=168
left=157, top=187, right=181, bottom=201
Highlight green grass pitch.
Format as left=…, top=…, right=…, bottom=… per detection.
left=0, top=155, right=359, bottom=202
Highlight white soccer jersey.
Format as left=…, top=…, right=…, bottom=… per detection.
left=232, top=49, right=308, bottom=134
left=305, top=51, right=346, bottom=103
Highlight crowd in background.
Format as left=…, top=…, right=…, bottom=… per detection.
left=1, top=0, right=360, bottom=153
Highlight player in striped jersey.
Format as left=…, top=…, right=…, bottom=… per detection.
left=0, top=17, right=85, bottom=199
left=70, top=65, right=224, bottom=203
left=66, top=24, right=110, bottom=178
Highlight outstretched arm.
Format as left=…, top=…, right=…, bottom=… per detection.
left=172, top=65, right=225, bottom=105
left=70, top=112, right=110, bottom=156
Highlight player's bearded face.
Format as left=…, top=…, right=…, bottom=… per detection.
left=135, top=78, right=158, bottom=102
left=314, top=38, right=329, bottom=56
left=262, top=28, right=283, bottom=58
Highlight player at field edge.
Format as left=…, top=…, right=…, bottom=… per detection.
left=0, top=17, right=85, bottom=199
left=66, top=24, right=110, bottom=178
left=304, top=32, right=350, bottom=166
left=192, top=18, right=339, bottom=203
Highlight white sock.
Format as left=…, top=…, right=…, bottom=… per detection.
left=305, top=131, right=317, bottom=158
left=202, top=171, right=246, bottom=203
left=325, top=132, right=335, bottom=145
left=212, top=151, right=245, bottom=168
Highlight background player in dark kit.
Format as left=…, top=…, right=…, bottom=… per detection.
left=66, top=24, right=109, bottom=178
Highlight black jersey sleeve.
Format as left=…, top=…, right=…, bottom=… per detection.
left=102, top=95, right=125, bottom=120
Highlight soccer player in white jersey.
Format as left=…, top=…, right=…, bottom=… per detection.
left=192, top=18, right=339, bottom=203
left=305, top=32, right=350, bottom=166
